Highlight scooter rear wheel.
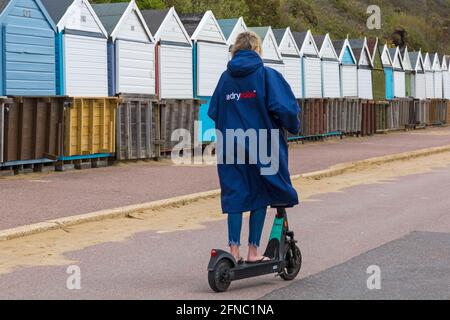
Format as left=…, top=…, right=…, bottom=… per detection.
left=208, top=259, right=232, bottom=292
left=280, top=244, right=302, bottom=281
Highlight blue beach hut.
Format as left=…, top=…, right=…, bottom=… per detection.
left=0, top=0, right=57, bottom=96
left=180, top=10, right=228, bottom=143
left=380, top=44, right=394, bottom=100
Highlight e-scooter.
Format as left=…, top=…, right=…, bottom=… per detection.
left=207, top=208, right=302, bottom=292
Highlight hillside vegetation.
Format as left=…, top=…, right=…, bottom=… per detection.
left=93, top=0, right=450, bottom=53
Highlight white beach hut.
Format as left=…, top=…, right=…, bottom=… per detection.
left=424, top=52, right=435, bottom=99
left=442, top=55, right=450, bottom=99
left=141, top=7, right=193, bottom=99
left=333, top=38, right=358, bottom=98
left=293, top=30, right=322, bottom=98
left=409, top=51, right=426, bottom=100
left=389, top=47, right=406, bottom=98
left=42, top=0, right=109, bottom=97
left=314, top=34, right=341, bottom=98
left=273, top=27, right=302, bottom=98
left=92, top=0, right=156, bottom=96
left=432, top=53, right=443, bottom=99
left=349, top=38, right=373, bottom=100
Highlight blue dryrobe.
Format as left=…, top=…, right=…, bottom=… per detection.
left=208, top=50, right=301, bottom=214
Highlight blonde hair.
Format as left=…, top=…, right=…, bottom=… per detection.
left=231, top=31, right=262, bottom=57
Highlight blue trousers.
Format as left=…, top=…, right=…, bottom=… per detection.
left=228, top=207, right=267, bottom=247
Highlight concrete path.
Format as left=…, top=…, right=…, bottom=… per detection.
left=1, top=127, right=450, bottom=231
left=1, top=160, right=449, bottom=299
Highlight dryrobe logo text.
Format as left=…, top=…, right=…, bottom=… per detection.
left=226, top=90, right=257, bottom=101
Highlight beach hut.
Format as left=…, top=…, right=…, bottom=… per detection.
left=0, top=0, right=57, bottom=96
left=179, top=11, right=228, bottom=142
left=389, top=47, right=406, bottom=98
left=92, top=0, right=155, bottom=97
left=180, top=11, right=228, bottom=98
left=314, top=34, right=341, bottom=98
left=424, top=52, right=434, bottom=99
left=41, top=0, right=108, bottom=97
left=367, top=38, right=385, bottom=101
left=217, top=17, right=247, bottom=55
left=380, top=44, right=394, bottom=100
left=273, top=28, right=302, bottom=98
left=442, top=55, right=450, bottom=99
left=401, top=46, right=414, bottom=97
left=250, top=27, right=285, bottom=75
left=432, top=53, right=443, bottom=99
left=333, top=38, right=358, bottom=98
left=293, top=31, right=322, bottom=98
left=349, top=38, right=373, bottom=100
left=141, top=8, right=193, bottom=99
left=409, top=51, right=426, bottom=100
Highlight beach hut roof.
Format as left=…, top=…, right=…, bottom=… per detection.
left=366, top=38, right=378, bottom=59
left=349, top=38, right=372, bottom=66
left=141, top=8, right=170, bottom=35
left=272, top=28, right=286, bottom=46
left=313, top=35, right=326, bottom=49
left=92, top=1, right=153, bottom=42
left=292, top=31, right=308, bottom=47
left=0, top=0, right=11, bottom=14
left=40, top=0, right=73, bottom=24
left=41, top=0, right=107, bottom=36
left=91, top=2, right=129, bottom=35
left=179, top=13, right=203, bottom=37
left=251, top=26, right=270, bottom=40
left=217, top=18, right=239, bottom=39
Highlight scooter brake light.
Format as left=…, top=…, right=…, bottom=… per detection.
left=211, top=249, right=218, bottom=257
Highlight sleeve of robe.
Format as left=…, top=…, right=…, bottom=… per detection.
left=265, top=68, right=301, bottom=134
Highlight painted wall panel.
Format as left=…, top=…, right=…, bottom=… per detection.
left=283, top=57, right=302, bottom=98
left=384, top=67, right=394, bottom=100
left=4, top=25, right=55, bottom=96
left=262, top=35, right=280, bottom=61
left=393, top=71, right=406, bottom=98
left=357, top=69, right=373, bottom=99
left=301, top=34, right=317, bottom=56
left=116, top=40, right=155, bottom=95
left=116, top=10, right=150, bottom=42
left=415, top=73, right=426, bottom=99
left=444, top=72, right=450, bottom=99
left=434, top=71, right=443, bottom=99
left=197, top=42, right=228, bottom=97
left=303, top=58, right=322, bottom=98
left=159, top=14, right=189, bottom=44
left=197, top=16, right=224, bottom=43
left=280, top=33, right=298, bottom=56
left=159, top=44, right=193, bottom=99
left=342, top=47, right=355, bottom=65
left=64, top=34, right=108, bottom=96
left=341, top=65, right=358, bottom=97
left=322, top=60, right=340, bottom=98
left=425, top=72, right=435, bottom=98
left=64, top=0, right=104, bottom=34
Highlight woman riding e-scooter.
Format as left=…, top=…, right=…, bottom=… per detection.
left=208, top=31, right=301, bottom=264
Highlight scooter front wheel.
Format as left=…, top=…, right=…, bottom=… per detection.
left=280, top=244, right=302, bottom=281
left=208, top=259, right=233, bottom=292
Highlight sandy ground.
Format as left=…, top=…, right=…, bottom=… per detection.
left=1, top=151, right=450, bottom=276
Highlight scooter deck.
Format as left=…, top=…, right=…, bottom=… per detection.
left=230, top=260, right=286, bottom=281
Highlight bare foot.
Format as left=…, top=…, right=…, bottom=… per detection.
left=247, top=245, right=271, bottom=262
left=230, top=245, right=241, bottom=262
